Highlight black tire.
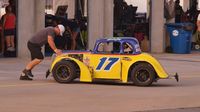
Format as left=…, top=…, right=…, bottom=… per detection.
left=131, top=63, right=155, bottom=86
left=52, top=61, right=76, bottom=83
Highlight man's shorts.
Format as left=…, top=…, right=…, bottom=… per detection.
left=27, top=41, right=44, bottom=60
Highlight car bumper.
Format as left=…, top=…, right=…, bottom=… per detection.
left=168, top=73, right=179, bottom=82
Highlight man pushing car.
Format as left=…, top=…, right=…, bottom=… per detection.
left=20, top=24, right=65, bottom=80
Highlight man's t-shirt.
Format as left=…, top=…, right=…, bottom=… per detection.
left=29, top=27, right=56, bottom=47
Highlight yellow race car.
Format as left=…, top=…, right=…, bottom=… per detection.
left=47, top=37, right=178, bottom=86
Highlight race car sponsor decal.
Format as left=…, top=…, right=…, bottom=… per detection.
left=83, top=57, right=90, bottom=66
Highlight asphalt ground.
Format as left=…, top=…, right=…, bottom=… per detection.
left=0, top=53, right=200, bottom=112
left=139, top=107, right=200, bottom=112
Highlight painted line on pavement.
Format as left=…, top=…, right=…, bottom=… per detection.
left=0, top=83, right=55, bottom=88
left=0, top=75, right=200, bottom=88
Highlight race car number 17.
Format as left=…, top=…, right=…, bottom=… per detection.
left=96, top=57, right=119, bottom=71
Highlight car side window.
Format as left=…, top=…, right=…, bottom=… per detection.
left=97, top=42, right=112, bottom=54
left=97, top=43, right=104, bottom=52
left=97, top=42, right=120, bottom=54
left=123, top=42, right=134, bottom=54
left=112, top=42, right=120, bottom=54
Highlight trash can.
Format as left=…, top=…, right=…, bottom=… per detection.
left=166, top=23, right=194, bottom=54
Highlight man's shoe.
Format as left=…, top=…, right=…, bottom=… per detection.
left=23, top=69, right=34, bottom=77
left=20, top=75, right=33, bottom=80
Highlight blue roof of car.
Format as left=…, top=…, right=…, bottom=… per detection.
left=94, top=37, right=141, bottom=54
left=96, top=37, right=138, bottom=42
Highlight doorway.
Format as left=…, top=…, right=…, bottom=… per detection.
left=44, top=0, right=88, bottom=56
left=114, top=0, right=150, bottom=52
left=0, top=0, right=17, bottom=58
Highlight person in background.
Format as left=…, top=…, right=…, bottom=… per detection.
left=186, top=0, right=199, bottom=24
left=0, top=23, right=4, bottom=56
left=2, top=5, right=16, bottom=52
left=65, top=20, right=80, bottom=50
left=164, top=0, right=175, bottom=51
left=195, top=14, right=200, bottom=48
left=175, top=0, right=184, bottom=23
left=8, top=0, right=16, bottom=14
left=20, top=24, right=65, bottom=80
left=164, top=0, right=175, bottom=23
left=197, top=14, right=200, bottom=31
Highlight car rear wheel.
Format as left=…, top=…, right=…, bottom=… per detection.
left=52, top=61, right=76, bottom=83
left=131, top=63, right=155, bottom=86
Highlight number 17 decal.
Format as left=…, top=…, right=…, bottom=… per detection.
left=96, top=57, right=119, bottom=71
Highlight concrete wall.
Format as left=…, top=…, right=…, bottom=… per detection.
left=150, top=0, right=165, bottom=53
left=182, top=0, right=190, bottom=11
left=104, top=0, right=114, bottom=37
left=88, top=0, right=113, bottom=50
left=17, top=0, right=35, bottom=58
left=17, top=0, right=45, bottom=58
left=35, top=0, right=45, bottom=32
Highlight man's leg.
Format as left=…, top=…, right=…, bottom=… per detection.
left=20, top=41, right=44, bottom=80
left=71, top=32, right=78, bottom=50
left=20, top=59, right=42, bottom=80
left=25, top=58, right=42, bottom=70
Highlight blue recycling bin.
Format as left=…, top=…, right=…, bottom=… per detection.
left=166, top=23, right=194, bottom=54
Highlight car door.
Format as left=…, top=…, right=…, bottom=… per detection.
left=89, top=41, right=122, bottom=79
left=89, top=54, right=121, bottom=79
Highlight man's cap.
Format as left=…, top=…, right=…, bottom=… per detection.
left=57, top=24, right=65, bottom=36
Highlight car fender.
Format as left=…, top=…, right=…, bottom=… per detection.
left=50, top=56, right=92, bottom=82
left=121, top=53, right=168, bottom=82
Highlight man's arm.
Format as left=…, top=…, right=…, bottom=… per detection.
left=47, top=35, right=62, bottom=55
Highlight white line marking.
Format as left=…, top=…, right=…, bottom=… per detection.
left=0, top=83, right=55, bottom=88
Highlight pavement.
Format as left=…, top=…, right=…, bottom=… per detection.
left=1, top=52, right=200, bottom=80
left=152, top=52, right=200, bottom=77
left=0, top=52, right=200, bottom=112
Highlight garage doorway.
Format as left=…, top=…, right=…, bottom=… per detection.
left=45, top=0, right=88, bottom=56
left=0, top=0, right=17, bottom=58
left=114, top=0, right=150, bottom=52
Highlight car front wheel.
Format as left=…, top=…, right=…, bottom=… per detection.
left=52, top=61, right=76, bottom=83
